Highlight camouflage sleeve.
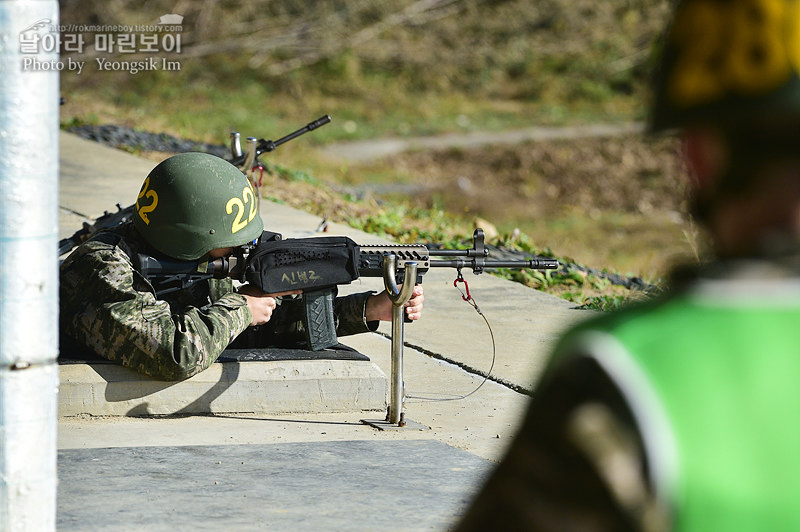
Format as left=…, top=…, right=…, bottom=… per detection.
left=208, top=278, right=237, bottom=302
left=60, top=242, right=252, bottom=381
left=334, top=290, right=379, bottom=337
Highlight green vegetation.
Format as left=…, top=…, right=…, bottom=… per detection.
left=58, top=0, right=686, bottom=309
left=60, top=0, right=669, bottom=139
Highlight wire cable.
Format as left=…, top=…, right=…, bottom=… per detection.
left=406, top=273, right=496, bottom=401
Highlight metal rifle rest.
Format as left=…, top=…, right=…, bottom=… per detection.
left=362, top=254, right=428, bottom=431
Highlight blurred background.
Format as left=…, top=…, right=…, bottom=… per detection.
left=58, top=0, right=702, bottom=306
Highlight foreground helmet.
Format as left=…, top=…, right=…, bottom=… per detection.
left=133, top=152, right=264, bottom=260
left=650, top=0, right=800, bottom=132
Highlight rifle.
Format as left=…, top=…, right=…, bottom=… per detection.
left=135, top=228, right=560, bottom=351
left=59, top=203, right=134, bottom=256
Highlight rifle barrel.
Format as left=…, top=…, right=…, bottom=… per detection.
left=430, top=258, right=559, bottom=270
left=267, top=115, right=332, bottom=151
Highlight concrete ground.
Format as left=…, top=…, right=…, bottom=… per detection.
left=56, top=132, right=591, bottom=531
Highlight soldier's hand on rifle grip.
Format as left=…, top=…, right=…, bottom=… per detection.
left=366, top=285, right=425, bottom=322
left=403, top=284, right=423, bottom=323
left=404, top=285, right=425, bottom=321
left=238, top=285, right=301, bottom=326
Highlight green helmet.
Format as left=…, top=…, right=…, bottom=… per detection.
left=650, top=0, right=800, bottom=132
left=133, top=152, right=264, bottom=260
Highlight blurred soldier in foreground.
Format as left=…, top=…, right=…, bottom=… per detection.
left=456, top=1, right=800, bottom=530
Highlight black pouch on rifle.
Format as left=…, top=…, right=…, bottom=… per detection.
left=244, top=236, right=361, bottom=350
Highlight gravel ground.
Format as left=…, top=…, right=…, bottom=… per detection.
left=68, top=124, right=231, bottom=159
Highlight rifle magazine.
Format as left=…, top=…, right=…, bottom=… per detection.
left=303, top=289, right=338, bottom=351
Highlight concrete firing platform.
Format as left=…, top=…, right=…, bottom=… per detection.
left=57, top=344, right=388, bottom=417
left=58, top=358, right=387, bottom=417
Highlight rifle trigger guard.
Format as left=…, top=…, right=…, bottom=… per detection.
left=454, top=270, right=471, bottom=302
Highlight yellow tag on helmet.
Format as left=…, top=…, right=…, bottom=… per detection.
left=666, top=0, right=799, bottom=108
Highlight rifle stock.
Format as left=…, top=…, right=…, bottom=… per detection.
left=58, top=204, right=134, bottom=256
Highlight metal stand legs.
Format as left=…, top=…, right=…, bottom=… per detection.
left=362, top=255, right=427, bottom=431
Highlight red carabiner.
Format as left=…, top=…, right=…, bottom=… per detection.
left=454, top=271, right=471, bottom=302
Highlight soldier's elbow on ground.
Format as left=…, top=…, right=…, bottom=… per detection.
left=132, top=357, right=205, bottom=382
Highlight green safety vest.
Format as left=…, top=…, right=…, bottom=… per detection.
left=554, top=277, right=800, bottom=531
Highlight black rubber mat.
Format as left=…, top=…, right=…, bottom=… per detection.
left=58, top=335, right=369, bottom=364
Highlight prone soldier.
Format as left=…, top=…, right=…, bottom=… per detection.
left=60, top=152, right=423, bottom=380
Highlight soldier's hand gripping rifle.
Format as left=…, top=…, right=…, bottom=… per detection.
left=136, top=228, right=560, bottom=351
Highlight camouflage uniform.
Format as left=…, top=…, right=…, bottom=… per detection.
left=60, top=223, right=377, bottom=381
